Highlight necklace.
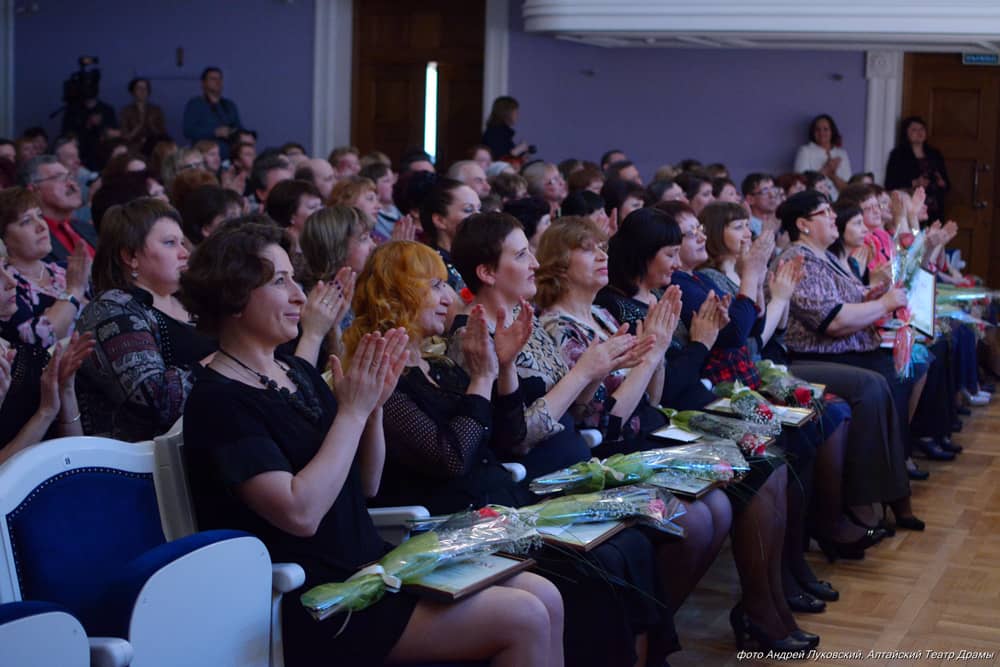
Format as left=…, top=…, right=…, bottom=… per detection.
left=216, top=348, right=323, bottom=424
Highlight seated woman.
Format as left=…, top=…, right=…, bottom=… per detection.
left=348, top=240, right=661, bottom=667
left=694, top=202, right=874, bottom=608
left=674, top=172, right=715, bottom=216
left=76, top=198, right=216, bottom=441
left=538, top=215, right=815, bottom=653
left=0, top=187, right=90, bottom=349
left=294, top=205, right=375, bottom=365
left=0, top=255, right=94, bottom=465
left=776, top=190, right=923, bottom=532
left=449, top=211, right=733, bottom=661
left=419, top=177, right=481, bottom=294
left=501, top=196, right=551, bottom=253
left=179, top=224, right=562, bottom=667
left=328, top=176, right=382, bottom=227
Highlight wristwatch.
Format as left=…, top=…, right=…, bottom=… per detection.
left=57, top=291, right=82, bottom=310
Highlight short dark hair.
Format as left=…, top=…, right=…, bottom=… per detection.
left=711, top=177, right=736, bottom=198
left=179, top=184, right=237, bottom=244
left=561, top=189, right=605, bottom=217
left=91, top=171, right=151, bottom=231
left=808, top=114, right=843, bottom=147
left=677, top=158, right=703, bottom=173
left=0, top=187, right=41, bottom=240
left=776, top=190, right=829, bottom=243
left=502, top=197, right=549, bottom=240
left=201, top=67, right=222, bottom=81
left=897, top=116, right=927, bottom=148
left=653, top=199, right=697, bottom=219
left=608, top=207, right=683, bottom=296
left=701, top=201, right=750, bottom=262
left=180, top=223, right=291, bottom=335
left=490, top=172, right=528, bottom=201
left=599, top=149, right=625, bottom=170
left=280, top=142, right=306, bottom=155
left=600, top=178, right=644, bottom=215
left=265, top=179, right=321, bottom=228
left=741, top=172, right=774, bottom=197
left=393, top=169, right=438, bottom=215
left=359, top=162, right=391, bottom=182
left=399, top=149, right=434, bottom=173
left=675, top=171, right=711, bottom=201
left=127, top=77, right=151, bottom=95
left=451, top=212, right=523, bottom=294
left=250, top=153, right=291, bottom=196
left=836, top=183, right=877, bottom=208
left=605, top=160, right=637, bottom=180
left=93, top=198, right=183, bottom=294
left=643, top=179, right=676, bottom=206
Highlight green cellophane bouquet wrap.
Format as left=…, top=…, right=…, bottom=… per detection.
left=300, top=509, right=539, bottom=621
left=528, top=443, right=750, bottom=496
left=412, top=486, right=688, bottom=537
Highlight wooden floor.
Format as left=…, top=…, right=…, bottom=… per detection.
left=672, top=397, right=1000, bottom=667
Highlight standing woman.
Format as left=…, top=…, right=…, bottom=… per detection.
left=482, top=96, right=532, bottom=164
left=120, top=78, right=168, bottom=155
left=76, top=198, right=216, bottom=441
left=885, top=116, right=950, bottom=222
left=793, top=114, right=853, bottom=192
left=0, top=187, right=90, bottom=348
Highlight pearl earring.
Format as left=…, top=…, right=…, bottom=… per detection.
left=803, top=229, right=810, bottom=235
left=131, top=268, right=139, bottom=279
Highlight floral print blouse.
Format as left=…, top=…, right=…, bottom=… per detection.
left=0, top=262, right=68, bottom=348
left=540, top=305, right=649, bottom=445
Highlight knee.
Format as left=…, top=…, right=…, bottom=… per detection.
left=677, top=500, right=714, bottom=548
left=704, top=489, right=734, bottom=533
left=506, top=574, right=563, bottom=635
left=507, top=590, right=553, bottom=645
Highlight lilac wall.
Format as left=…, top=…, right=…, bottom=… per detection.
left=508, top=11, right=868, bottom=184
left=14, top=0, right=314, bottom=150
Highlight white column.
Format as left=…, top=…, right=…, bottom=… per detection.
left=311, top=0, right=353, bottom=158
left=0, top=0, right=14, bottom=138
left=483, top=0, right=510, bottom=120
left=864, top=51, right=904, bottom=185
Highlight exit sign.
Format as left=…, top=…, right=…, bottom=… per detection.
left=962, top=53, right=1000, bottom=66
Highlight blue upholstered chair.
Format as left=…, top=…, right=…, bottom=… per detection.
left=0, top=436, right=274, bottom=667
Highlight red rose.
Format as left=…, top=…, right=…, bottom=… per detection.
left=477, top=507, right=500, bottom=518
left=792, top=387, right=813, bottom=406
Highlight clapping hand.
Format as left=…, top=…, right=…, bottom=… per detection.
left=689, top=290, right=730, bottom=350
left=391, top=214, right=419, bottom=242
left=301, top=270, right=356, bottom=341
left=329, top=330, right=403, bottom=419
left=575, top=324, right=653, bottom=381
left=492, top=299, right=533, bottom=367
left=768, top=255, right=805, bottom=301
left=462, top=305, right=500, bottom=382
left=65, top=243, right=92, bottom=299
left=636, top=285, right=681, bottom=359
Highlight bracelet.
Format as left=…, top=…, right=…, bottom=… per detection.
left=57, top=292, right=82, bottom=311
left=59, top=412, right=82, bottom=425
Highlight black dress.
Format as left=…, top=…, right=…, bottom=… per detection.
left=376, top=357, right=665, bottom=667
left=884, top=144, right=950, bottom=222
left=183, top=356, right=417, bottom=667
left=0, top=343, right=49, bottom=449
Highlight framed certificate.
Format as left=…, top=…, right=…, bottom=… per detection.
left=909, top=268, right=937, bottom=337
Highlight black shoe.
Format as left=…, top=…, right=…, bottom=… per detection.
left=786, top=592, right=826, bottom=613
left=938, top=437, right=963, bottom=454
left=814, top=527, right=886, bottom=562
left=957, top=405, right=972, bottom=416
left=800, top=579, right=839, bottom=602
left=908, top=466, right=930, bottom=481
left=883, top=505, right=926, bottom=532
left=730, top=604, right=811, bottom=655
left=790, top=630, right=820, bottom=650
left=845, top=507, right=895, bottom=537
left=915, top=438, right=956, bottom=461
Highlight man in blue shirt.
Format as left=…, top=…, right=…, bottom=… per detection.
left=183, top=67, right=242, bottom=159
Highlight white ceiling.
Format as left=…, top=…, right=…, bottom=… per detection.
left=522, top=1, right=1000, bottom=53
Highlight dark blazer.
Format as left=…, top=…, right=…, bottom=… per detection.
left=45, top=218, right=99, bottom=265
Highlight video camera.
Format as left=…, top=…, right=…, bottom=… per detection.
left=62, top=56, right=101, bottom=107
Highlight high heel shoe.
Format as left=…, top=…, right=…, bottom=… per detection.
left=791, top=629, right=820, bottom=650
left=799, top=579, right=839, bottom=602
left=786, top=592, right=826, bottom=613
left=814, top=527, right=887, bottom=562
left=846, top=506, right=895, bottom=537
left=729, top=604, right=812, bottom=654
left=883, top=504, right=926, bottom=532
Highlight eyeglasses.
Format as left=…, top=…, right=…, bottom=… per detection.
left=805, top=206, right=835, bottom=219
left=33, top=171, right=74, bottom=185
left=751, top=187, right=780, bottom=197
left=683, top=224, right=706, bottom=239
left=179, top=161, right=206, bottom=171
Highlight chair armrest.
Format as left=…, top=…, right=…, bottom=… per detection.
left=579, top=428, right=603, bottom=449
left=368, top=505, right=430, bottom=526
left=501, top=462, right=526, bottom=482
left=88, top=637, right=133, bottom=667
left=272, top=563, right=305, bottom=594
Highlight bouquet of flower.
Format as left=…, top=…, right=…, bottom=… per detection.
left=300, top=509, right=538, bottom=621
left=936, top=286, right=1000, bottom=306
left=529, top=444, right=749, bottom=495
left=712, top=381, right=781, bottom=434
left=521, top=486, right=686, bottom=535
left=755, top=360, right=822, bottom=411
left=665, top=408, right=773, bottom=456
